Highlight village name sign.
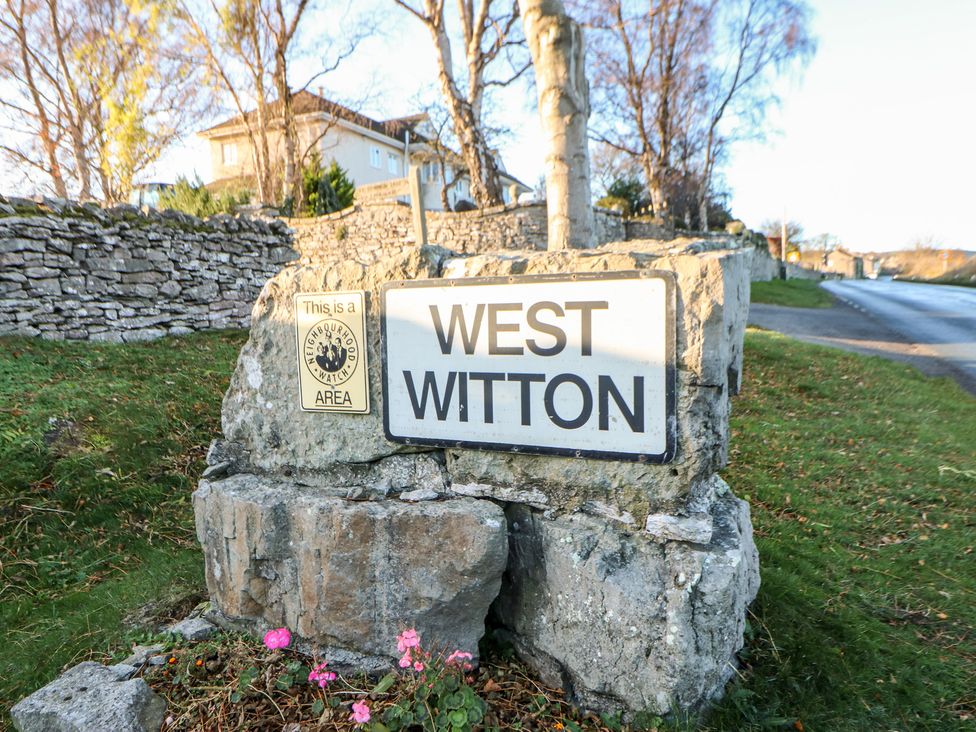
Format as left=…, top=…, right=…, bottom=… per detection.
left=297, top=271, right=676, bottom=462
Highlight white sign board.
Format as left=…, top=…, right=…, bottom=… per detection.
left=381, top=272, right=675, bottom=462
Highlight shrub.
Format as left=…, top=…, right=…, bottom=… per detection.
left=606, top=177, right=652, bottom=218
left=301, top=153, right=355, bottom=216
left=595, top=195, right=631, bottom=216
left=157, top=176, right=250, bottom=217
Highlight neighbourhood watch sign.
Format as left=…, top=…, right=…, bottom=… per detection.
left=295, top=291, right=370, bottom=413
left=380, top=272, right=676, bottom=462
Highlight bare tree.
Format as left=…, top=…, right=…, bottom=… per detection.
left=583, top=0, right=814, bottom=227
left=520, top=0, right=595, bottom=248
left=583, top=0, right=712, bottom=221
left=392, top=0, right=529, bottom=209
left=694, top=0, right=815, bottom=229
left=0, top=0, right=206, bottom=201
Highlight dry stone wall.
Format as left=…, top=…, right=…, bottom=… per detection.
left=0, top=197, right=295, bottom=341
left=289, top=201, right=624, bottom=264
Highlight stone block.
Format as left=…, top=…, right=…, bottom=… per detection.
left=195, top=473, right=508, bottom=668
left=10, top=662, right=166, bottom=732
left=493, top=484, right=759, bottom=717
left=221, top=245, right=449, bottom=469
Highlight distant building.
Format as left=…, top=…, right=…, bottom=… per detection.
left=823, top=247, right=864, bottom=279
left=198, top=91, right=530, bottom=212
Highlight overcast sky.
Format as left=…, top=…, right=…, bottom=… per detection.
left=9, top=0, right=976, bottom=252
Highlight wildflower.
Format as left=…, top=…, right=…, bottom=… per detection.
left=554, top=723, right=565, bottom=730
left=398, top=652, right=413, bottom=669
left=413, top=660, right=425, bottom=672
left=446, top=650, right=473, bottom=665
left=263, top=627, right=292, bottom=650
left=308, top=661, right=337, bottom=688
left=194, top=658, right=204, bottom=667
left=167, top=656, right=177, bottom=665
left=350, top=700, right=371, bottom=725
left=396, top=628, right=420, bottom=653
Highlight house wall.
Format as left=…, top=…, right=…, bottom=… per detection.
left=0, top=199, right=294, bottom=341
left=205, top=116, right=527, bottom=212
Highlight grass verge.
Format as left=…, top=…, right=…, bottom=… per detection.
left=2, top=329, right=974, bottom=730
left=751, top=279, right=834, bottom=308
left=0, top=330, right=247, bottom=717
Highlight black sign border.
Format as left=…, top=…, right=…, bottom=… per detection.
left=380, top=270, right=677, bottom=463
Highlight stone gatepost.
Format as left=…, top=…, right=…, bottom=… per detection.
left=193, top=238, right=760, bottom=716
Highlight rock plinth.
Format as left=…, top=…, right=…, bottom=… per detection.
left=493, top=482, right=759, bottom=716
left=10, top=662, right=166, bottom=732
left=194, top=238, right=759, bottom=718
left=195, top=473, right=508, bottom=668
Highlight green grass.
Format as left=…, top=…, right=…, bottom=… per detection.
left=751, top=279, right=834, bottom=308
left=707, top=330, right=975, bottom=731
left=2, top=329, right=974, bottom=731
left=0, top=330, right=247, bottom=717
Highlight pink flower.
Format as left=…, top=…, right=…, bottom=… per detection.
left=398, top=651, right=413, bottom=668
left=350, top=700, right=371, bottom=725
left=263, top=627, right=291, bottom=650
left=308, top=661, right=337, bottom=688
left=396, top=628, right=420, bottom=653
left=413, top=660, right=425, bottom=672
left=446, top=650, right=474, bottom=665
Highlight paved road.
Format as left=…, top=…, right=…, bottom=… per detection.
left=823, top=278, right=976, bottom=389
left=749, top=278, right=976, bottom=395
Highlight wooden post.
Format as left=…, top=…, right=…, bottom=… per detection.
left=408, top=165, right=428, bottom=247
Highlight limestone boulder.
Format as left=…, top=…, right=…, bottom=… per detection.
left=492, top=481, right=759, bottom=717
left=194, top=473, right=508, bottom=668
left=221, top=245, right=450, bottom=470
left=11, top=662, right=166, bottom=732
left=442, top=243, right=752, bottom=516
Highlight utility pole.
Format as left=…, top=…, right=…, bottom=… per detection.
left=780, top=209, right=788, bottom=280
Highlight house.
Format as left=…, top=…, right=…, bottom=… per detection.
left=198, top=91, right=531, bottom=212
left=823, top=247, right=864, bottom=278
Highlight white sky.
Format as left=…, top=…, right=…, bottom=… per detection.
left=12, top=0, right=976, bottom=252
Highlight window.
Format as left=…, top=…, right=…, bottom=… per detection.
left=370, top=146, right=381, bottom=168
left=221, top=142, right=237, bottom=166
left=421, top=161, right=440, bottom=183
left=387, top=153, right=400, bottom=175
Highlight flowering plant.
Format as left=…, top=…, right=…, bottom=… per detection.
left=383, top=628, right=485, bottom=732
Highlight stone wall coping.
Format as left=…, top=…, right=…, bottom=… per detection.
left=0, top=193, right=290, bottom=238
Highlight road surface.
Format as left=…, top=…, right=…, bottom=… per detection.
left=749, top=278, right=976, bottom=395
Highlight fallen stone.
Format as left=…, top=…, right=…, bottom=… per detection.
left=11, top=661, right=166, bottom=732
left=120, top=644, right=164, bottom=667
left=168, top=616, right=218, bottom=641
left=493, top=487, right=759, bottom=717
left=194, top=473, right=508, bottom=668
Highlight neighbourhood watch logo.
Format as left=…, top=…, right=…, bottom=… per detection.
left=304, top=318, right=359, bottom=385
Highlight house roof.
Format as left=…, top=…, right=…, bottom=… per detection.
left=198, top=90, right=429, bottom=145
left=199, top=90, right=532, bottom=191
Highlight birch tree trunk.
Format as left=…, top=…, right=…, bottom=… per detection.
left=520, top=0, right=595, bottom=249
